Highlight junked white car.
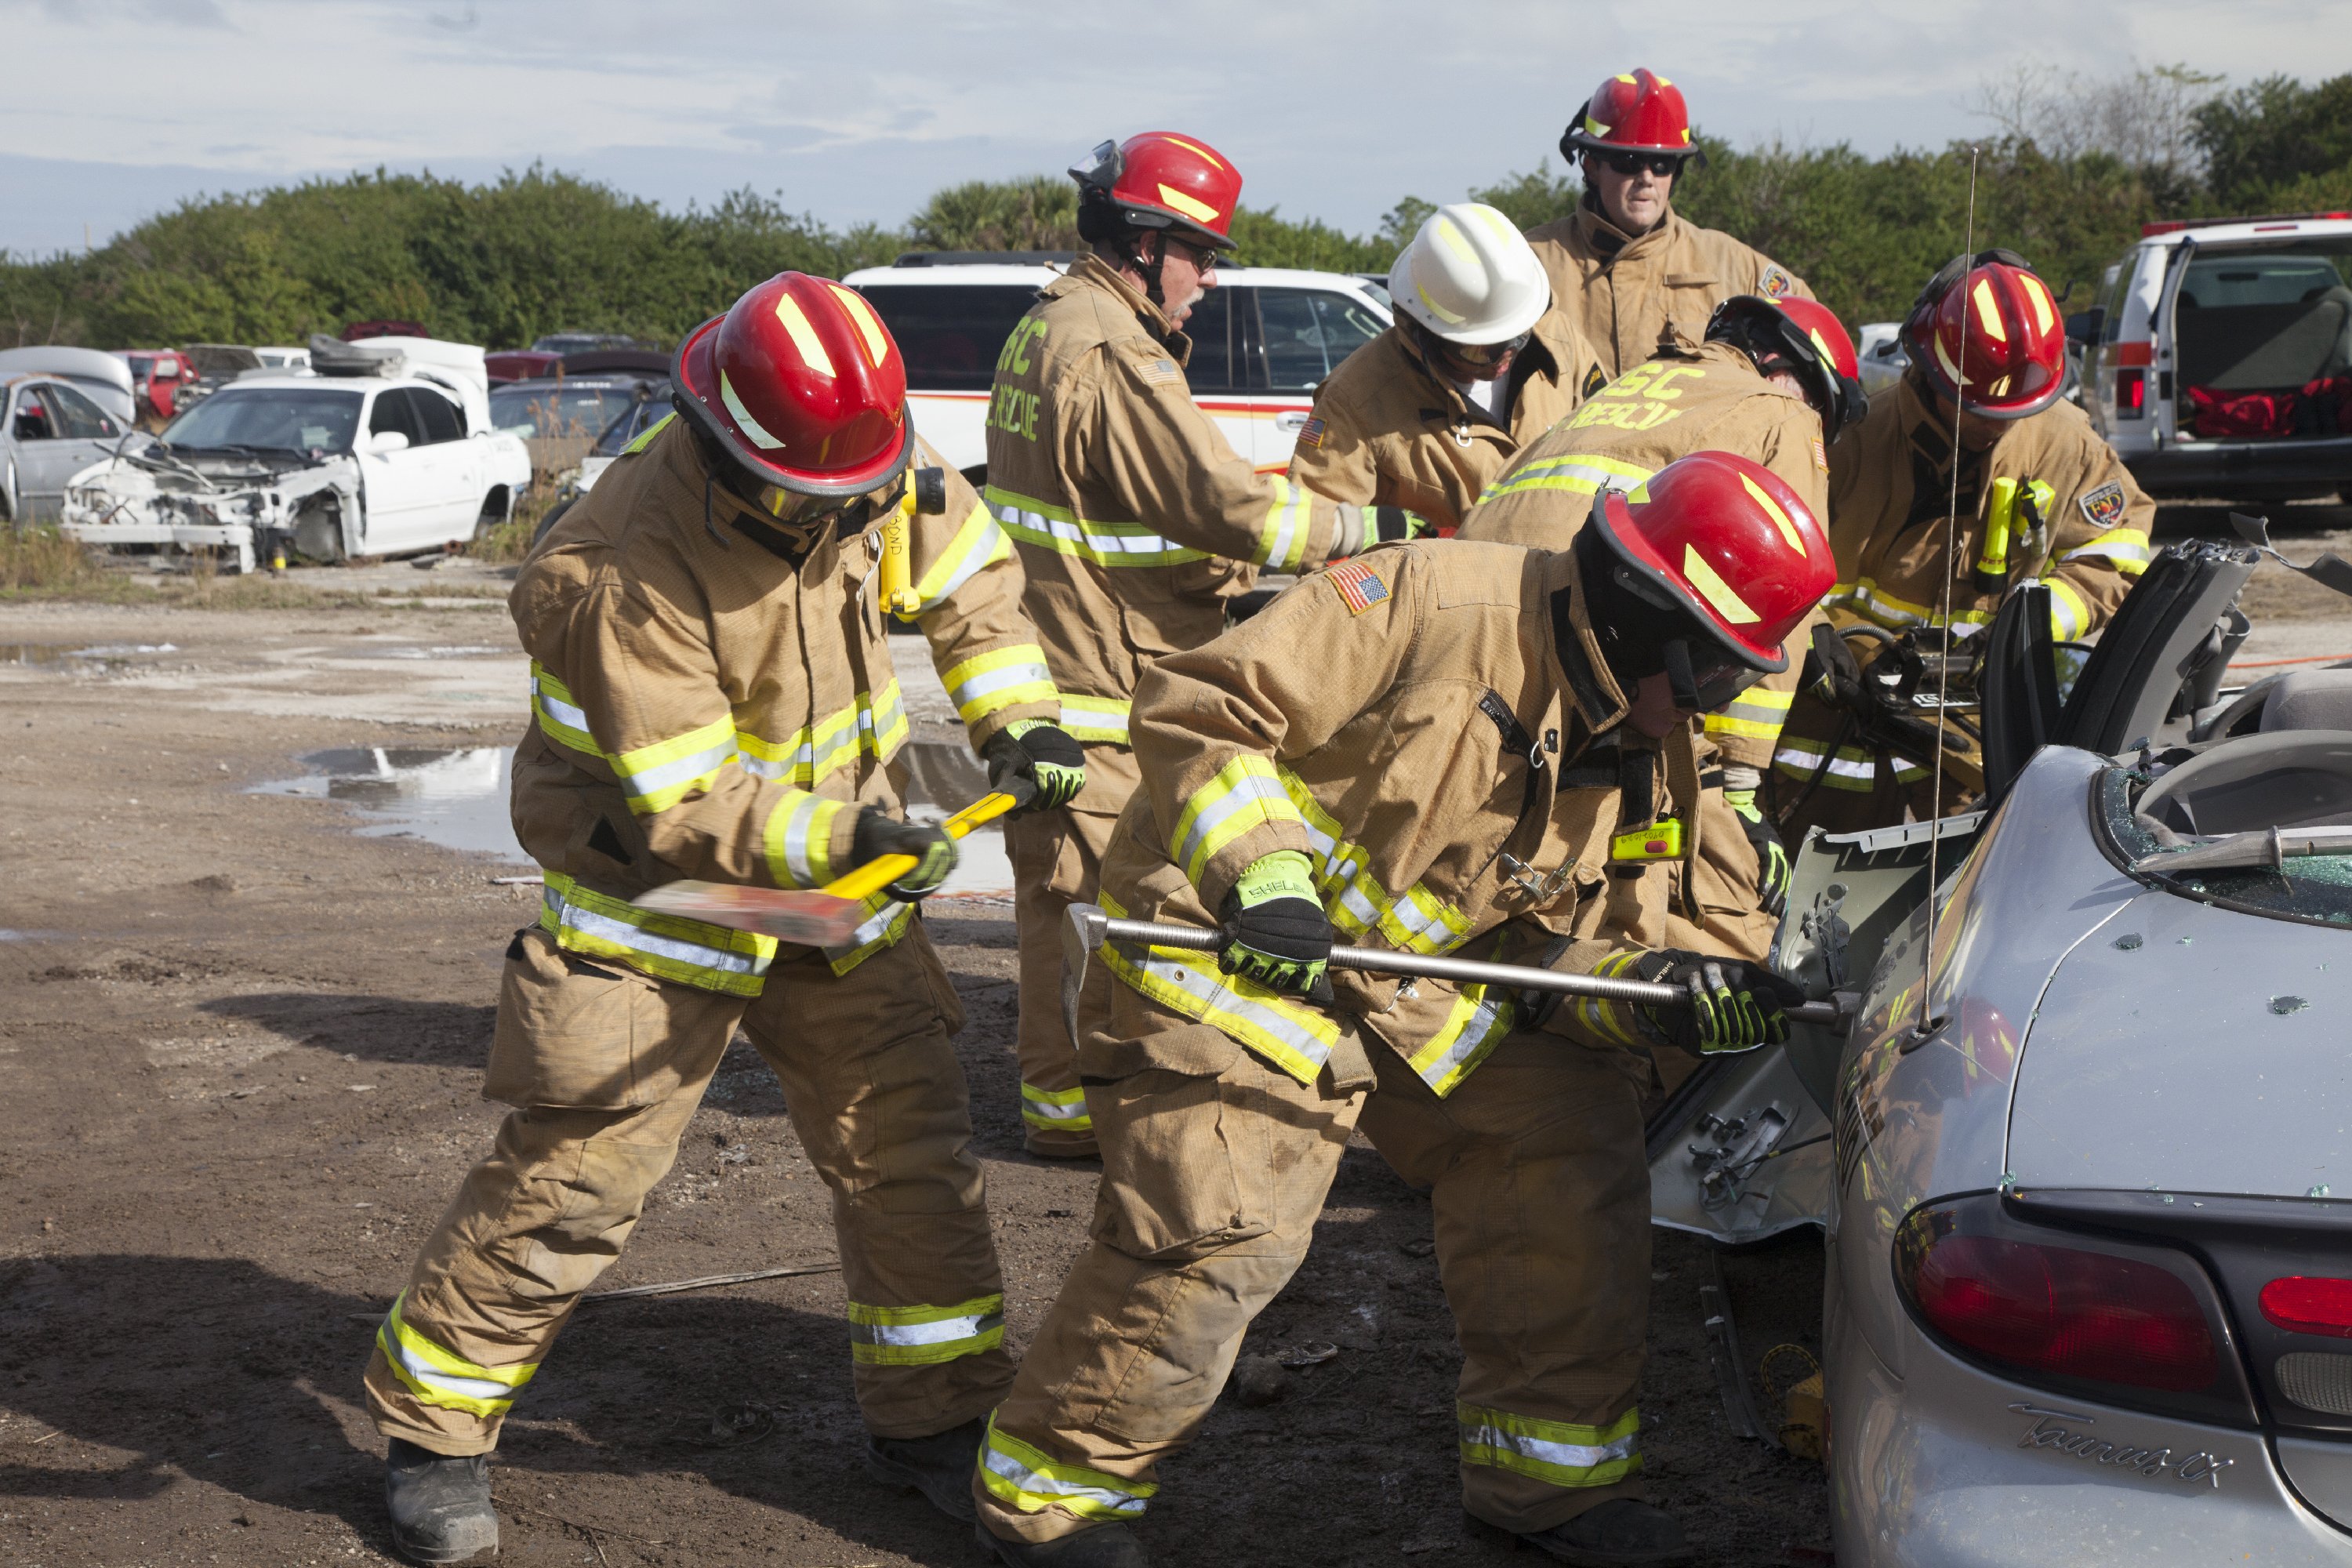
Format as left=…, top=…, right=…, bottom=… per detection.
left=61, top=336, right=529, bottom=573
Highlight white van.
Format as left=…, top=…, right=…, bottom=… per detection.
left=843, top=252, right=1394, bottom=483
left=2078, top=210, right=2352, bottom=499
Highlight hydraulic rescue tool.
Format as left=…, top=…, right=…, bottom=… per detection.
left=633, top=790, right=1018, bottom=946
left=1058, top=902, right=1852, bottom=1044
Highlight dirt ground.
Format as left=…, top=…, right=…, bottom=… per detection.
left=2, top=514, right=2343, bottom=1568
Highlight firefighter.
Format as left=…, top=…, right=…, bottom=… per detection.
left=971, top=452, right=1831, bottom=1568
left=1529, top=68, right=1813, bottom=379
left=1772, top=251, right=2154, bottom=837
left=1288, top=201, right=1605, bottom=532
left=989, top=132, right=1396, bottom=1160
left=1458, top=293, right=1866, bottom=963
left=365, top=274, right=1083, bottom=1564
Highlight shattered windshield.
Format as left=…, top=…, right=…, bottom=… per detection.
left=2097, top=742, right=2352, bottom=928
left=160, top=387, right=364, bottom=459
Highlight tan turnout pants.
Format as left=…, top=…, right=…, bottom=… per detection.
left=365, top=924, right=1012, bottom=1455
left=973, top=978, right=1653, bottom=1543
left=1007, top=804, right=1120, bottom=1158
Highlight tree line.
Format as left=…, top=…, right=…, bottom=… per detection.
left=4, top=67, right=2347, bottom=353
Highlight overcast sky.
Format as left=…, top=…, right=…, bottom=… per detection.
left=6, top=0, right=2350, bottom=257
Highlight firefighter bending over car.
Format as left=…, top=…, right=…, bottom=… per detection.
left=1290, top=201, right=1604, bottom=532
left=1528, top=69, right=1813, bottom=379
left=971, top=452, right=1829, bottom=1568
left=985, top=131, right=1403, bottom=1160
left=365, top=274, right=1087, bottom=1563
left=1771, top=251, right=2154, bottom=836
left=1459, top=292, right=1867, bottom=968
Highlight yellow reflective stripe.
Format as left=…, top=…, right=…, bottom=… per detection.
left=1099, top=893, right=1338, bottom=1084
left=942, top=644, right=1055, bottom=724
left=986, top=484, right=1207, bottom=568
left=1826, top=577, right=1994, bottom=634
left=530, top=662, right=603, bottom=757
left=2038, top=576, right=2090, bottom=642
left=824, top=896, right=911, bottom=975
left=612, top=715, right=738, bottom=816
left=1771, top=736, right=1926, bottom=789
left=1569, top=949, right=1648, bottom=1047
left=1059, top=695, right=1131, bottom=746
left=1458, top=1402, right=1641, bottom=1490
left=1278, top=770, right=1471, bottom=955
left=1169, top=754, right=1300, bottom=885
left=376, top=1290, right=539, bottom=1420
left=1256, top=474, right=1316, bottom=570
left=737, top=685, right=906, bottom=788
left=1480, top=452, right=1653, bottom=506
left=620, top=411, right=676, bottom=455
left=980, top=1414, right=1156, bottom=1521
left=1704, top=684, right=1795, bottom=742
left=539, top=870, right=775, bottom=994
left=860, top=681, right=909, bottom=764
left=1021, top=1081, right=1094, bottom=1131
left=846, top=1294, right=1006, bottom=1366
left=912, top=500, right=1012, bottom=612
left=2063, top=527, right=2151, bottom=575
left=1407, top=982, right=1517, bottom=1098
left=761, top=790, right=849, bottom=890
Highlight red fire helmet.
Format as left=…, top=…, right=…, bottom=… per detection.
left=1903, top=256, right=2068, bottom=419
left=1069, top=131, right=1243, bottom=250
left=1589, top=450, right=1835, bottom=672
left=1708, top=293, right=1869, bottom=441
left=673, top=272, right=913, bottom=499
left=1562, top=68, right=1697, bottom=158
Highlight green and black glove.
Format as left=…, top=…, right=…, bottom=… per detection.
left=1726, top=787, right=1792, bottom=918
left=1216, top=851, right=1332, bottom=995
left=982, top=719, right=1087, bottom=814
left=1632, top=948, right=1806, bottom=1054
left=1373, top=505, right=1433, bottom=543
left=850, top=807, right=958, bottom=902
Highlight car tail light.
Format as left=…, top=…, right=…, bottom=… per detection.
left=2263, top=1276, right=2352, bottom=1338
left=1893, top=1196, right=2256, bottom=1424
left=2117, top=368, right=2146, bottom=416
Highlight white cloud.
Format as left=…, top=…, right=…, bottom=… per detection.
left=2, top=0, right=2347, bottom=254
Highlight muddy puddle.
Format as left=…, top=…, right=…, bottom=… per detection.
left=1, top=641, right=177, bottom=668
left=251, top=741, right=1014, bottom=898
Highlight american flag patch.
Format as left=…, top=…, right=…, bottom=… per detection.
left=1295, top=416, right=1327, bottom=449
left=1327, top=557, right=1390, bottom=615
left=1137, top=357, right=1181, bottom=387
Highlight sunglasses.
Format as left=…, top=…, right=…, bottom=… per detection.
left=1442, top=330, right=1532, bottom=370
left=1596, top=151, right=1682, bottom=179
left=1164, top=235, right=1220, bottom=273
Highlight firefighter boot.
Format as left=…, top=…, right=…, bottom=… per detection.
left=866, top=1415, right=986, bottom=1523
left=975, top=1522, right=1149, bottom=1566
left=384, top=1436, right=499, bottom=1564
left=1515, top=1499, right=1690, bottom=1566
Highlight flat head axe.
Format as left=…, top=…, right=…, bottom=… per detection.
left=633, top=789, right=1018, bottom=947
left=1059, top=902, right=1850, bottom=1044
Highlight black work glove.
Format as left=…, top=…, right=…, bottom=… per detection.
left=1374, top=505, right=1432, bottom=543
left=1726, top=789, right=1792, bottom=919
left=850, top=807, right=957, bottom=902
left=1632, top=949, right=1806, bottom=1054
left=982, top=719, right=1086, bottom=814
left=1215, top=851, right=1333, bottom=996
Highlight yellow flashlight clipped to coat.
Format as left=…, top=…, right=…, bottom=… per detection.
left=877, top=466, right=947, bottom=620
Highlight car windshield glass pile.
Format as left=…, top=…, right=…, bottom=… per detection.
left=489, top=384, right=638, bottom=438
left=2097, top=740, right=2352, bottom=927
left=855, top=285, right=1039, bottom=392
left=161, top=387, right=365, bottom=457
left=2176, top=247, right=2352, bottom=441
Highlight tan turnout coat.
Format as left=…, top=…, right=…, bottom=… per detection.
left=1526, top=198, right=1810, bottom=379
left=510, top=418, right=1057, bottom=993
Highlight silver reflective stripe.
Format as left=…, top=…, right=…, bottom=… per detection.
left=949, top=660, right=1051, bottom=710
left=618, top=739, right=737, bottom=801
left=740, top=750, right=793, bottom=781
left=1171, top=771, right=1289, bottom=879
left=1773, top=742, right=1877, bottom=783
left=1414, top=991, right=1508, bottom=1091
left=1062, top=698, right=1130, bottom=742
left=534, top=674, right=590, bottom=733
left=383, top=1335, right=513, bottom=1405
left=1460, top=1414, right=1639, bottom=1471
left=981, top=1443, right=1150, bottom=1519
left=996, top=502, right=1185, bottom=561
left=1261, top=481, right=1310, bottom=568
left=1022, top=1084, right=1091, bottom=1122
left=849, top=1306, right=1004, bottom=1348
left=1123, top=944, right=1334, bottom=1075
left=774, top=794, right=833, bottom=887
left=545, top=887, right=763, bottom=975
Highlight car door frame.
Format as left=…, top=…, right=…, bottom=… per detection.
left=6, top=382, right=88, bottom=521
left=357, top=387, right=441, bottom=553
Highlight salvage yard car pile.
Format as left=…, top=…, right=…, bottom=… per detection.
left=58, top=333, right=529, bottom=572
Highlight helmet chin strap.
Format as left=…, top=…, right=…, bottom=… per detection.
left=1661, top=637, right=1702, bottom=711
left=1124, top=232, right=1168, bottom=310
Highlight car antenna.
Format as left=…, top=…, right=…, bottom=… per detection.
left=1921, top=144, right=1981, bottom=1038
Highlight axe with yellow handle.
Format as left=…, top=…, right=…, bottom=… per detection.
left=633, top=790, right=1018, bottom=947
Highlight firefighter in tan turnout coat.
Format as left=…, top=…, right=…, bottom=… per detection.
left=365, top=274, right=1087, bottom=1565
left=1773, top=253, right=2154, bottom=836
left=971, top=453, right=1831, bottom=1568
left=1289, top=201, right=1604, bottom=533
left=986, top=131, right=1399, bottom=1158
left=1459, top=293, right=1869, bottom=966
